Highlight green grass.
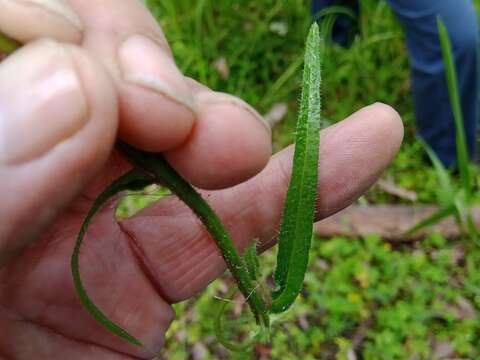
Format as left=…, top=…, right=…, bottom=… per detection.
left=165, top=235, right=480, bottom=359
left=404, top=18, right=480, bottom=244
left=137, top=0, right=480, bottom=358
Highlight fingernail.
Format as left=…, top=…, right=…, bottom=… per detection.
left=10, top=0, right=83, bottom=31
left=195, top=91, right=271, bottom=134
left=119, top=35, right=195, bottom=112
left=0, top=40, right=88, bottom=165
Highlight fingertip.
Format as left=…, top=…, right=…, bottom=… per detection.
left=117, top=34, right=195, bottom=152
left=165, top=93, right=272, bottom=190
left=369, top=102, right=404, bottom=147
left=65, top=44, right=118, bottom=165
left=358, top=102, right=404, bottom=161
left=313, top=103, right=404, bottom=217
left=117, top=83, right=195, bottom=152
left=0, top=40, right=118, bottom=264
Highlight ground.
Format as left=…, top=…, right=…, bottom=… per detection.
left=120, top=1, right=480, bottom=358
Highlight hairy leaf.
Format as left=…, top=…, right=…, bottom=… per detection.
left=117, top=142, right=270, bottom=331
left=271, top=23, right=322, bottom=313
left=244, top=241, right=261, bottom=282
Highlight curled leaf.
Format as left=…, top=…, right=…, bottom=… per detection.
left=71, top=169, right=153, bottom=346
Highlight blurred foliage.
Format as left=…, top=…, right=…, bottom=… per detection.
left=164, top=235, right=480, bottom=359
left=127, top=0, right=480, bottom=358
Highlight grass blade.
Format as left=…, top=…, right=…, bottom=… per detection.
left=404, top=205, right=456, bottom=238
left=466, top=212, right=480, bottom=246
left=313, top=5, right=356, bottom=22
left=270, top=23, right=322, bottom=313
left=418, top=137, right=454, bottom=205
left=437, top=17, right=471, bottom=195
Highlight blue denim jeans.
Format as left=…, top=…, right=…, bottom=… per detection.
left=313, top=0, right=479, bottom=167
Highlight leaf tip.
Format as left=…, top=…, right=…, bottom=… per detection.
left=131, top=338, right=143, bottom=347
left=308, top=22, right=320, bottom=42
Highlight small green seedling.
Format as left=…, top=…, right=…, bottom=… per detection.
left=0, top=23, right=322, bottom=349
left=406, top=17, right=479, bottom=243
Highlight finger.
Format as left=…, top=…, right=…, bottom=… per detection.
left=0, top=202, right=175, bottom=358
left=0, top=39, right=117, bottom=265
left=67, top=0, right=194, bottom=153
left=0, top=0, right=193, bottom=152
left=1, top=0, right=273, bottom=189
left=0, top=0, right=83, bottom=43
left=69, top=0, right=272, bottom=189
left=120, top=103, right=404, bottom=302
left=165, top=80, right=272, bottom=189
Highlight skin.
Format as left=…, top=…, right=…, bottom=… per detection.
left=0, top=0, right=404, bottom=359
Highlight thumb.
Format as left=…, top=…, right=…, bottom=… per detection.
left=0, top=40, right=118, bottom=265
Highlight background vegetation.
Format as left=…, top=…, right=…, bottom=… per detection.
left=138, top=1, right=480, bottom=358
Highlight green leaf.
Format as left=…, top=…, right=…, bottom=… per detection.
left=73, top=143, right=271, bottom=347
left=437, top=17, right=471, bottom=195
left=404, top=205, right=456, bottom=238
left=270, top=23, right=322, bottom=313
left=417, top=137, right=454, bottom=206
left=243, top=241, right=261, bottom=282
left=0, top=33, right=20, bottom=54
left=466, top=212, right=480, bottom=246
left=71, top=169, right=153, bottom=346
left=117, top=142, right=270, bottom=330
left=213, top=290, right=263, bottom=353
left=314, top=5, right=356, bottom=46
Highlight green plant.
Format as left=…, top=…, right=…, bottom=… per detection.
left=0, top=33, right=19, bottom=54
left=151, top=2, right=480, bottom=357
left=270, top=23, right=321, bottom=314
left=0, top=23, right=323, bottom=349
left=163, top=233, right=480, bottom=359
left=405, top=17, right=479, bottom=243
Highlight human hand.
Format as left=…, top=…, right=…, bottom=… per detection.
left=0, top=0, right=403, bottom=358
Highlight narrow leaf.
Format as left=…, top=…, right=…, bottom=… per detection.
left=243, top=241, right=261, bottom=282
left=271, top=23, right=322, bottom=313
left=71, top=170, right=153, bottom=346
left=466, top=212, right=480, bottom=246
left=213, top=290, right=257, bottom=353
left=418, top=137, right=454, bottom=206
left=404, top=205, right=456, bottom=237
left=437, top=17, right=471, bottom=195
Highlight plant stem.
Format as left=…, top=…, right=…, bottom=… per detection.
left=1, top=32, right=270, bottom=343
left=117, top=141, right=270, bottom=330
